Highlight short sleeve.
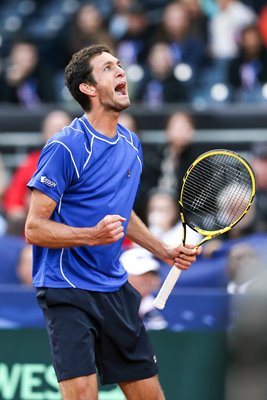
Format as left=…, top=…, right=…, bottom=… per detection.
left=27, top=141, right=78, bottom=203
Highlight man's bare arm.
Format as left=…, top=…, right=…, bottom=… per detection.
left=25, top=189, right=125, bottom=248
left=126, top=211, right=201, bottom=270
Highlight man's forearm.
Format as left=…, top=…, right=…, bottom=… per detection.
left=126, top=211, right=167, bottom=260
left=25, top=217, right=96, bottom=248
left=26, top=190, right=126, bottom=249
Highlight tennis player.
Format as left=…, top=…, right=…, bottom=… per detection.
left=25, top=44, right=201, bottom=400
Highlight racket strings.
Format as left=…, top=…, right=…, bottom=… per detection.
left=182, top=178, right=251, bottom=217
left=185, top=180, right=251, bottom=228
left=182, top=166, right=246, bottom=209
left=184, top=174, right=251, bottom=220
left=216, top=179, right=251, bottom=225
left=196, top=160, right=251, bottom=187
left=181, top=154, right=253, bottom=231
left=185, top=157, right=252, bottom=193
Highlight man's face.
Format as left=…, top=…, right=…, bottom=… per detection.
left=90, top=52, right=130, bottom=112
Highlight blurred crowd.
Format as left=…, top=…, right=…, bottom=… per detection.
left=0, top=0, right=267, bottom=107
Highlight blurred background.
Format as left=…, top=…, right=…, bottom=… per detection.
left=0, top=0, right=267, bottom=399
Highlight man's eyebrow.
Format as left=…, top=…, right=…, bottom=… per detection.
left=100, top=59, right=121, bottom=69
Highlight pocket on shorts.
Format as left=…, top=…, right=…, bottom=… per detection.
left=36, top=288, right=58, bottom=308
left=126, top=281, right=142, bottom=306
left=36, top=288, right=48, bottom=308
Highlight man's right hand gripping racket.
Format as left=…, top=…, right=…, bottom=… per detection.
left=153, top=149, right=256, bottom=310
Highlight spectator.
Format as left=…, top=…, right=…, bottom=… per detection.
left=135, top=111, right=199, bottom=220
left=0, top=223, right=32, bottom=286
left=209, top=0, right=256, bottom=60
left=120, top=247, right=168, bottom=330
left=250, top=142, right=267, bottom=232
left=3, top=110, right=72, bottom=218
left=69, top=3, right=113, bottom=51
left=181, top=0, right=209, bottom=46
left=156, top=2, right=206, bottom=79
left=108, top=0, right=135, bottom=40
left=135, top=42, right=189, bottom=105
left=57, top=3, right=114, bottom=70
left=115, top=3, right=153, bottom=67
left=227, top=25, right=267, bottom=102
left=157, top=111, right=198, bottom=193
left=226, top=242, right=260, bottom=294
left=0, top=39, right=56, bottom=106
left=145, top=188, right=202, bottom=247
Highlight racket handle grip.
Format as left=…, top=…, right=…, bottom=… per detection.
left=153, top=267, right=182, bottom=310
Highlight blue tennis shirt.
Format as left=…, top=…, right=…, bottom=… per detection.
left=27, top=115, right=143, bottom=291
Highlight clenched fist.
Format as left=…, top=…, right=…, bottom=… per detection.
left=88, top=215, right=126, bottom=246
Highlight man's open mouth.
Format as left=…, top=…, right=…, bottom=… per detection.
left=115, top=82, right=127, bottom=96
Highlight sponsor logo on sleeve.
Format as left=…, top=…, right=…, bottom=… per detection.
left=40, top=176, right=57, bottom=188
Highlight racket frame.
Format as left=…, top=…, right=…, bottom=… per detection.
left=180, top=149, right=256, bottom=246
left=153, top=149, right=256, bottom=310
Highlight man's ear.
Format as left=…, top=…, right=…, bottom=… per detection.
left=79, top=83, right=96, bottom=97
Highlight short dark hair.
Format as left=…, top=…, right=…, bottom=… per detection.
left=64, top=44, right=112, bottom=111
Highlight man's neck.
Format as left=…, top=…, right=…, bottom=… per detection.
left=84, top=109, right=119, bottom=138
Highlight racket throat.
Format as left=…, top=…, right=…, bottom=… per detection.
left=195, top=235, right=215, bottom=248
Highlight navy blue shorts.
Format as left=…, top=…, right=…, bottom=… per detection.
left=36, top=282, right=159, bottom=385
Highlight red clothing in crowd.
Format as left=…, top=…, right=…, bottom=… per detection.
left=4, top=150, right=40, bottom=214
left=259, top=6, right=267, bottom=47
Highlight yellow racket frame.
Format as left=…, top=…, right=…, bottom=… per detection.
left=179, top=149, right=256, bottom=247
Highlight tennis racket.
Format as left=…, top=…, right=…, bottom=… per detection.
left=153, top=149, right=256, bottom=310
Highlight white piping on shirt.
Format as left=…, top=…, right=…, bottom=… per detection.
left=118, top=133, right=143, bottom=171
left=45, top=140, right=80, bottom=179
left=58, top=194, right=63, bottom=214
left=68, top=125, right=84, bottom=134
left=80, top=118, right=142, bottom=170
left=57, top=194, right=76, bottom=287
left=128, top=130, right=134, bottom=145
left=83, top=138, right=94, bottom=170
left=59, top=249, right=76, bottom=288
left=79, top=118, right=120, bottom=144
